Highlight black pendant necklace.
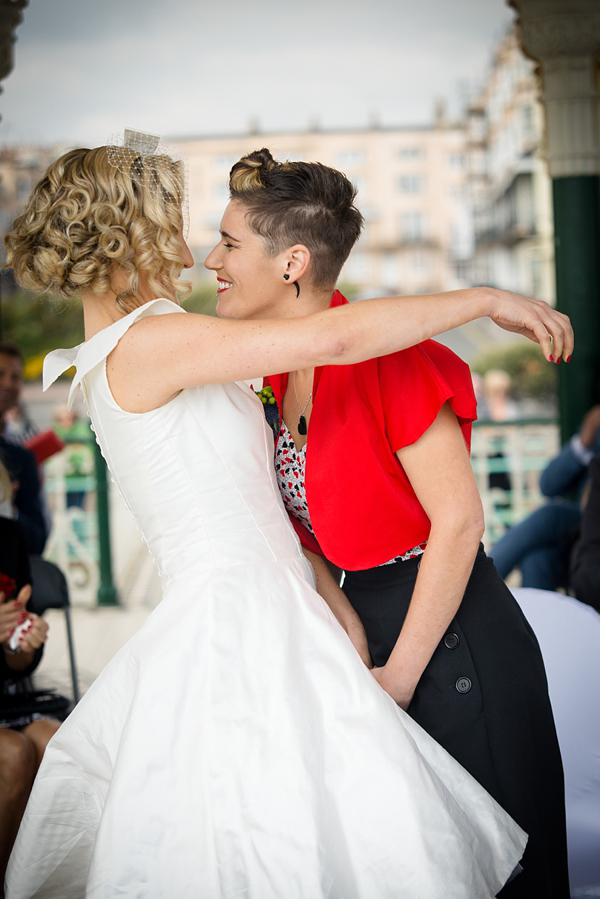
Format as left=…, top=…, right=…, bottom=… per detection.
left=293, top=373, right=312, bottom=436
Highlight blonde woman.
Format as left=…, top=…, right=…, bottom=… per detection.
left=3, top=137, right=571, bottom=898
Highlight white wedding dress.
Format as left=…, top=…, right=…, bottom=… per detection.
left=7, top=300, right=526, bottom=899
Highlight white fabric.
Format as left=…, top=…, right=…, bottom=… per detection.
left=8, top=300, right=527, bottom=898
left=570, top=434, right=594, bottom=466
left=512, top=588, right=600, bottom=897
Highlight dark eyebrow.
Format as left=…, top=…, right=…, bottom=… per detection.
left=220, top=230, right=240, bottom=243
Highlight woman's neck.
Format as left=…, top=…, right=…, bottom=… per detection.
left=269, top=286, right=334, bottom=321
left=80, top=290, right=133, bottom=340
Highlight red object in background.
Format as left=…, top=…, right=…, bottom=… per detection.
left=0, top=573, right=17, bottom=599
left=24, top=430, right=65, bottom=465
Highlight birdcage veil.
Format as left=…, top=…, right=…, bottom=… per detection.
left=106, top=129, right=189, bottom=236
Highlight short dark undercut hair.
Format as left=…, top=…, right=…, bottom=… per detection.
left=228, top=148, right=363, bottom=290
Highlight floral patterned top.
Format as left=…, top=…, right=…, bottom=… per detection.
left=275, top=421, right=427, bottom=566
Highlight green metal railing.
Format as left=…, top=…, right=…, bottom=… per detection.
left=43, top=429, right=119, bottom=606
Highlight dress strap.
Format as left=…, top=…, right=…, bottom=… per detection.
left=43, top=298, right=184, bottom=408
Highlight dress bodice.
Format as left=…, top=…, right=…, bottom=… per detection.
left=44, top=299, right=304, bottom=586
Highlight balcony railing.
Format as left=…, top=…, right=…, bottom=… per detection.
left=471, top=418, right=560, bottom=547
left=43, top=431, right=117, bottom=606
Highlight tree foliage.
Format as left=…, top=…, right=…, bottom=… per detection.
left=0, top=284, right=219, bottom=379
left=471, top=341, right=557, bottom=400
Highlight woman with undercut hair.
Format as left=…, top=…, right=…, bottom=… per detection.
left=203, top=147, right=571, bottom=898
left=3, top=135, right=571, bottom=898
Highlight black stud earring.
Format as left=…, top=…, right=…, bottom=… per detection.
left=294, top=282, right=300, bottom=298
left=283, top=273, right=290, bottom=281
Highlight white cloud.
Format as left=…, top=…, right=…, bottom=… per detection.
left=1, top=0, right=515, bottom=146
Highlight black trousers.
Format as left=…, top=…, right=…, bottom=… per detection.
left=343, top=548, right=570, bottom=899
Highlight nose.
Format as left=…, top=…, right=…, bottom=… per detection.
left=204, top=243, right=222, bottom=272
left=181, top=240, right=194, bottom=270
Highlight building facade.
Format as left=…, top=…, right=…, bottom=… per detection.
left=0, top=27, right=552, bottom=308
left=466, top=28, right=555, bottom=303
left=179, top=118, right=471, bottom=296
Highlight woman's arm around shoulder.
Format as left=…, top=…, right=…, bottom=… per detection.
left=107, top=287, right=573, bottom=413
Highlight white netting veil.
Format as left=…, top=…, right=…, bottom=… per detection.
left=106, top=129, right=189, bottom=236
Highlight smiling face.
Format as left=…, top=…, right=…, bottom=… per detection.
left=204, top=201, right=290, bottom=320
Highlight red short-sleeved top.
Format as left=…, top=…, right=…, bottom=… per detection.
left=265, top=291, right=477, bottom=570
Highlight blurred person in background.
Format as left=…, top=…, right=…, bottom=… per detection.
left=490, top=403, right=600, bottom=591
left=0, top=346, right=48, bottom=554
left=569, top=454, right=600, bottom=611
left=480, top=369, right=520, bottom=423
left=0, top=461, right=60, bottom=888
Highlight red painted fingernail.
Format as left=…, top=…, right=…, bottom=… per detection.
left=567, top=355, right=572, bottom=363
left=556, top=357, right=561, bottom=365
left=549, top=354, right=554, bottom=362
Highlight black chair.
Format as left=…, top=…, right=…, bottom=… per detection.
left=28, top=556, right=80, bottom=704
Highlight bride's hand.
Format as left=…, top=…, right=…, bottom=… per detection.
left=484, top=288, right=573, bottom=363
left=371, top=665, right=414, bottom=711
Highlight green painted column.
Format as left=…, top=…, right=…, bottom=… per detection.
left=509, top=0, right=600, bottom=443
left=553, top=175, right=600, bottom=443
left=93, top=440, right=119, bottom=606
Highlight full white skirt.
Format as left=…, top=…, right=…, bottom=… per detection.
left=7, top=558, right=526, bottom=898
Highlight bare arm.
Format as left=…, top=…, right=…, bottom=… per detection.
left=372, top=404, right=484, bottom=710
left=108, top=287, right=573, bottom=413
left=303, top=547, right=372, bottom=668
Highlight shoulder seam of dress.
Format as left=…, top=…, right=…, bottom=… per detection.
left=42, top=298, right=185, bottom=408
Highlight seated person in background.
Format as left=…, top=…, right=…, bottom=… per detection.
left=490, top=403, right=600, bottom=590
left=0, top=462, right=60, bottom=885
left=569, top=455, right=600, bottom=612
left=0, top=344, right=48, bottom=554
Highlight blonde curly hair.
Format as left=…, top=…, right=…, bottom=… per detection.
left=4, top=146, right=190, bottom=313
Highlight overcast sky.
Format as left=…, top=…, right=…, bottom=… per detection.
left=1, top=0, right=515, bottom=147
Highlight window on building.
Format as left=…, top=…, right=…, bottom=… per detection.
left=212, top=182, right=230, bottom=201
left=213, top=155, right=239, bottom=169
left=336, top=149, right=365, bottom=167
left=449, top=153, right=465, bottom=169
left=16, top=176, right=30, bottom=200
left=408, top=249, right=432, bottom=273
left=400, top=211, right=428, bottom=242
left=397, top=174, right=424, bottom=194
left=204, top=214, right=223, bottom=230
left=342, top=252, right=369, bottom=283
left=380, top=253, right=399, bottom=289
left=522, top=105, right=534, bottom=141
left=397, top=147, right=424, bottom=159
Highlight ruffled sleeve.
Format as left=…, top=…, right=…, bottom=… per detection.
left=378, top=340, right=477, bottom=453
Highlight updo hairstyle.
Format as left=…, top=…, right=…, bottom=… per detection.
left=229, top=149, right=364, bottom=289
left=5, top=146, right=189, bottom=314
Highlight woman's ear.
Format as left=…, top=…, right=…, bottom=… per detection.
left=283, top=245, right=311, bottom=282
